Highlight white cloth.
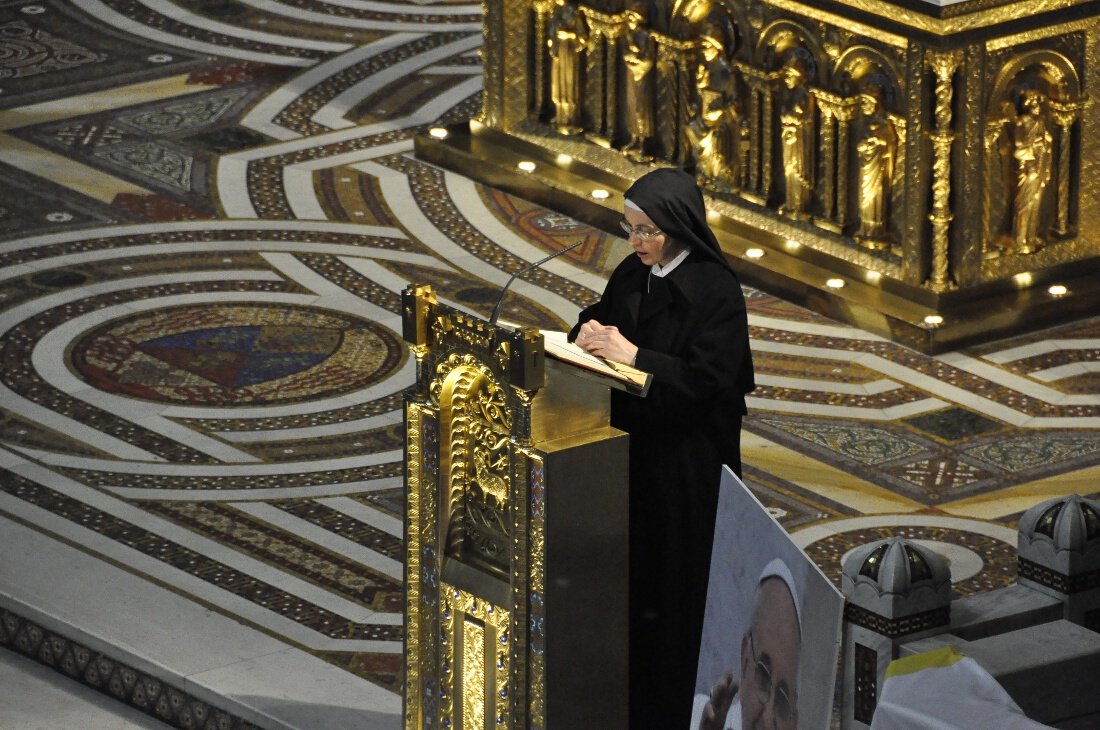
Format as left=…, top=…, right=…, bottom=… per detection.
left=870, top=646, right=1053, bottom=730
left=690, top=692, right=742, bottom=730
left=652, top=247, right=690, bottom=277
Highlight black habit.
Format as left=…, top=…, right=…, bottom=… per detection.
left=570, top=168, right=754, bottom=728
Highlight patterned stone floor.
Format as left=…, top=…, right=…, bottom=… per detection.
left=0, top=1, right=1098, bottom=728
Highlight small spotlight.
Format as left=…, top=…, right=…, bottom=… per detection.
left=590, top=189, right=610, bottom=200
left=865, top=270, right=881, bottom=282
left=826, top=278, right=845, bottom=289
left=1048, top=284, right=1068, bottom=297
left=1014, top=272, right=1033, bottom=287
left=745, top=248, right=765, bottom=259
left=556, top=154, right=573, bottom=165
left=517, top=160, right=536, bottom=172
left=784, top=240, right=801, bottom=251
left=924, top=315, right=944, bottom=327
left=428, top=127, right=448, bottom=139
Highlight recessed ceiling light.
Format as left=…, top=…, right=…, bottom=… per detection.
left=1048, top=284, right=1068, bottom=297
left=517, top=160, right=536, bottom=172
left=924, top=315, right=944, bottom=326
left=590, top=189, right=610, bottom=200
left=745, top=248, right=765, bottom=259
left=428, top=127, right=448, bottom=139
left=826, top=278, right=845, bottom=289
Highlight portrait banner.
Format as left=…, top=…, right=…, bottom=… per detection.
left=691, top=467, right=844, bottom=730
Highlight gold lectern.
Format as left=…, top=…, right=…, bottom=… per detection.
left=402, top=284, right=630, bottom=729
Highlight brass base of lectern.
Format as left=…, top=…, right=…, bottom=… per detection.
left=416, top=122, right=1100, bottom=354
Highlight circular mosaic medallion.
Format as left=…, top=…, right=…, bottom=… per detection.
left=71, top=304, right=404, bottom=406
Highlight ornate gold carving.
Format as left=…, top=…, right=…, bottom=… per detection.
left=443, top=0, right=1100, bottom=346
left=548, top=0, right=589, bottom=134
left=810, top=0, right=1088, bottom=36
left=925, top=50, right=961, bottom=291
left=687, top=26, right=743, bottom=192
left=983, top=47, right=1086, bottom=260
left=441, top=586, right=512, bottom=729
left=404, top=403, right=423, bottom=728
left=779, top=57, right=815, bottom=219
left=854, top=92, right=896, bottom=249
left=764, top=0, right=906, bottom=45
left=621, top=6, right=656, bottom=162
left=521, top=451, right=547, bottom=726
left=437, top=355, right=513, bottom=576
left=1049, top=98, right=1084, bottom=237
left=463, top=618, right=487, bottom=727
left=1008, top=89, right=1054, bottom=255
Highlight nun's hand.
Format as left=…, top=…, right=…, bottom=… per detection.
left=699, top=672, right=738, bottom=730
left=577, top=320, right=638, bottom=366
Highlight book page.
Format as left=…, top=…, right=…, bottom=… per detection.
left=540, top=330, right=651, bottom=391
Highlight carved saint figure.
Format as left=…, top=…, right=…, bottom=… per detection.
left=779, top=59, right=814, bottom=217
left=686, top=31, right=741, bottom=191
left=548, top=0, right=589, bottom=135
left=621, top=7, right=654, bottom=161
left=1010, top=89, right=1053, bottom=254
left=855, top=93, right=896, bottom=247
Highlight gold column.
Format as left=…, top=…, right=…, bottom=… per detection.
left=761, top=76, right=778, bottom=201
left=583, top=9, right=618, bottom=144
left=655, top=35, right=692, bottom=163
left=816, top=96, right=838, bottom=222
left=835, top=102, right=858, bottom=231
left=925, top=50, right=962, bottom=292
left=748, top=82, right=764, bottom=195
left=1049, top=99, right=1082, bottom=238
left=815, top=92, right=859, bottom=231
left=981, top=115, right=1009, bottom=257
left=531, top=0, right=556, bottom=120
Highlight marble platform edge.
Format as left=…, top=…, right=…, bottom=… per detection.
left=0, top=515, right=402, bottom=730
left=0, top=602, right=261, bottom=730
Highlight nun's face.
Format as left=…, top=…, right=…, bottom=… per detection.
left=623, top=207, right=678, bottom=267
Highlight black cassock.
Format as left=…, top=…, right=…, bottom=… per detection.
left=571, top=246, right=753, bottom=728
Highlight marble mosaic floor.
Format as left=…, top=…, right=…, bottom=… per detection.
left=0, top=2, right=1098, bottom=728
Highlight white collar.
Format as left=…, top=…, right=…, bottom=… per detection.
left=651, top=247, right=690, bottom=278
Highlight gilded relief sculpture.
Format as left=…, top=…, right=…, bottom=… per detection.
left=621, top=6, right=655, bottom=161
left=686, top=28, right=742, bottom=192
left=779, top=58, right=814, bottom=219
left=548, top=0, right=589, bottom=135
left=1009, top=89, right=1053, bottom=254
left=854, top=92, right=896, bottom=249
left=420, top=0, right=1100, bottom=356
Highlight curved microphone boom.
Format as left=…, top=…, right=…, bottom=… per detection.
left=488, top=239, right=585, bottom=326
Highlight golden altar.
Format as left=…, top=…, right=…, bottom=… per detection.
left=402, top=285, right=630, bottom=728
left=416, top=0, right=1100, bottom=352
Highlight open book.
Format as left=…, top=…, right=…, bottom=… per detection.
left=540, top=330, right=652, bottom=396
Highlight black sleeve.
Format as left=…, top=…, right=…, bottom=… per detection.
left=568, top=260, right=627, bottom=342
left=633, top=275, right=749, bottom=407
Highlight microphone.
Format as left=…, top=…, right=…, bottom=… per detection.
left=489, top=239, right=585, bottom=326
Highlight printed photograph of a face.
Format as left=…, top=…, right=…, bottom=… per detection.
left=691, top=467, right=845, bottom=730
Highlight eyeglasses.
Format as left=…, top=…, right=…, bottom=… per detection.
left=748, top=633, right=797, bottom=730
left=618, top=220, right=664, bottom=242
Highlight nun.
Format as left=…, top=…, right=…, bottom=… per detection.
left=571, top=167, right=755, bottom=727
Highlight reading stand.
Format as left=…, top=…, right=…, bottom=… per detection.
left=401, top=284, right=634, bottom=728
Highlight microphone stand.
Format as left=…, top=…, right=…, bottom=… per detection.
left=488, top=239, right=585, bottom=326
